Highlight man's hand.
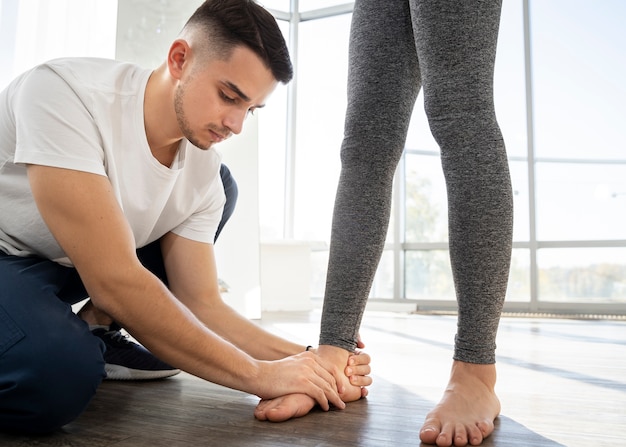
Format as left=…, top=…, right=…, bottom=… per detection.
left=304, top=345, right=371, bottom=396
left=255, top=345, right=372, bottom=422
left=255, top=351, right=345, bottom=411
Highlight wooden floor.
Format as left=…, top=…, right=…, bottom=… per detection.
left=1, top=310, right=625, bottom=447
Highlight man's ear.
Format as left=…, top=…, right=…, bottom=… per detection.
left=167, top=39, right=190, bottom=80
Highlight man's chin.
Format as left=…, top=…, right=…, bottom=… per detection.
left=190, top=140, right=213, bottom=150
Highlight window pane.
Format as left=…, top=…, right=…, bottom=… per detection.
left=405, top=94, right=439, bottom=153
left=258, top=82, right=289, bottom=240
left=261, top=0, right=290, bottom=11
left=405, top=250, right=454, bottom=300
left=508, top=249, right=531, bottom=302
left=531, top=0, right=626, bottom=160
left=404, top=158, right=527, bottom=243
left=371, top=250, right=394, bottom=299
left=405, top=249, right=528, bottom=302
left=258, top=20, right=290, bottom=240
left=404, top=153, right=448, bottom=243
left=510, top=160, right=530, bottom=242
left=311, top=248, right=394, bottom=299
left=310, top=249, right=329, bottom=298
left=299, top=0, right=351, bottom=12
left=494, top=0, right=527, bottom=158
left=535, top=162, right=626, bottom=241
left=293, top=14, right=351, bottom=241
left=538, top=248, right=626, bottom=303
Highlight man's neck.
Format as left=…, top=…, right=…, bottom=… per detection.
left=143, top=65, right=184, bottom=167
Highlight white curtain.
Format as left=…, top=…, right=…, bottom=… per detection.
left=0, top=0, right=118, bottom=88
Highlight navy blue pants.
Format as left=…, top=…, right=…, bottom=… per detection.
left=0, top=165, right=237, bottom=434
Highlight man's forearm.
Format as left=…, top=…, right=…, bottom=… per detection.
left=182, top=296, right=306, bottom=360
left=87, top=266, right=263, bottom=394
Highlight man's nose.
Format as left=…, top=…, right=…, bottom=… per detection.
left=223, top=108, right=248, bottom=135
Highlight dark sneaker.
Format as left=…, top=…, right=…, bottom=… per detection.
left=91, top=328, right=181, bottom=380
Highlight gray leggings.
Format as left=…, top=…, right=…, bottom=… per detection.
left=319, top=0, right=513, bottom=364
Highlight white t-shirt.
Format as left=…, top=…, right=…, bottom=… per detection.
left=0, top=58, right=225, bottom=266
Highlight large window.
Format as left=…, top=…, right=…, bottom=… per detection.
left=260, top=0, right=626, bottom=314
left=292, top=14, right=350, bottom=242
left=529, top=0, right=626, bottom=311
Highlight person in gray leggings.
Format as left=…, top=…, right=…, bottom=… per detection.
left=255, top=1, right=512, bottom=445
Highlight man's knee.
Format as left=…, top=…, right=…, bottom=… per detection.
left=0, top=326, right=106, bottom=433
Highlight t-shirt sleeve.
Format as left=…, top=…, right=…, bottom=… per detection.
left=170, top=165, right=226, bottom=244
left=12, top=65, right=107, bottom=176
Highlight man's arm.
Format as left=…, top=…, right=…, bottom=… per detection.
left=160, top=231, right=307, bottom=361
left=162, top=231, right=372, bottom=399
left=27, top=164, right=344, bottom=411
left=161, top=233, right=371, bottom=385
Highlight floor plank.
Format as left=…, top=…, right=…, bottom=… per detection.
left=1, top=311, right=624, bottom=446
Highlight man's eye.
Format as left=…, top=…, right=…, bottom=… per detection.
left=220, top=91, right=236, bottom=103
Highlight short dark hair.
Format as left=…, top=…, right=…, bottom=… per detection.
left=184, top=0, right=293, bottom=84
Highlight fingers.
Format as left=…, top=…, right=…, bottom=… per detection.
left=346, top=352, right=372, bottom=387
left=302, top=353, right=345, bottom=411
left=308, top=378, right=345, bottom=411
left=356, top=333, right=365, bottom=349
left=310, top=350, right=346, bottom=393
left=346, top=363, right=371, bottom=377
left=347, top=372, right=373, bottom=387
left=348, top=351, right=371, bottom=366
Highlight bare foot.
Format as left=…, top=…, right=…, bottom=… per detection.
left=254, top=394, right=314, bottom=421
left=419, top=361, right=500, bottom=446
left=77, top=299, right=114, bottom=326
left=254, top=345, right=368, bottom=422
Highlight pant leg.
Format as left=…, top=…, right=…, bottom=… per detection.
left=0, top=253, right=106, bottom=434
left=319, top=0, right=421, bottom=351
left=413, top=0, right=512, bottom=363
left=214, top=164, right=238, bottom=242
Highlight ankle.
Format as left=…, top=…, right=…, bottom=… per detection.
left=316, top=344, right=351, bottom=367
left=450, top=360, right=497, bottom=391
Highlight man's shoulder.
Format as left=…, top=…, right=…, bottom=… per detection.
left=45, top=57, right=137, bottom=72
left=43, top=57, right=150, bottom=94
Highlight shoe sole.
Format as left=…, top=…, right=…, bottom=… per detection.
left=104, top=363, right=181, bottom=381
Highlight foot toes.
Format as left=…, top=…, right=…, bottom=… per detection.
left=468, top=423, right=486, bottom=445
left=453, top=423, right=468, bottom=446
left=419, top=421, right=441, bottom=444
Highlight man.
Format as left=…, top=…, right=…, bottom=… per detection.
left=0, top=0, right=370, bottom=434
